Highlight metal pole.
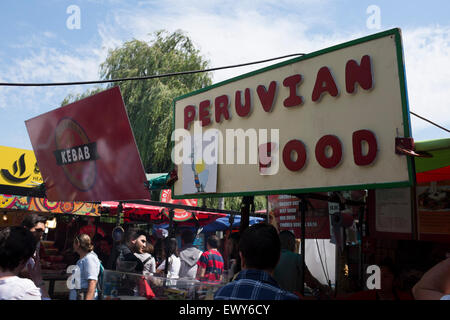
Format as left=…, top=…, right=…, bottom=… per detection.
left=116, top=202, right=123, bottom=227
left=299, top=196, right=307, bottom=296
left=239, top=196, right=253, bottom=235
left=164, top=209, right=174, bottom=280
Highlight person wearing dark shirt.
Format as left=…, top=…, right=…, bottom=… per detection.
left=115, top=229, right=147, bottom=274
left=273, top=230, right=332, bottom=298
left=214, top=223, right=298, bottom=300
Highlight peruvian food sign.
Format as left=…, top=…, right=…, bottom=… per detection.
left=172, top=28, right=414, bottom=198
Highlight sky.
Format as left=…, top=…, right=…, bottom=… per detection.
left=0, top=0, right=449, bottom=150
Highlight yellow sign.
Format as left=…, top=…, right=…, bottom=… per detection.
left=0, top=146, right=43, bottom=188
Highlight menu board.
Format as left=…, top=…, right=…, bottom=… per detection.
left=417, top=180, right=450, bottom=242
left=375, top=188, right=412, bottom=234
left=268, top=194, right=330, bottom=239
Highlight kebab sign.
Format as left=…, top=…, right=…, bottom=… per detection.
left=172, top=28, right=414, bottom=198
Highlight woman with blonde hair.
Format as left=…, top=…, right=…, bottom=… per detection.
left=69, top=233, right=101, bottom=300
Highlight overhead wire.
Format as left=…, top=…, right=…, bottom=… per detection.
left=410, top=111, right=450, bottom=134
left=0, top=53, right=306, bottom=87
left=0, top=52, right=447, bottom=136
left=315, top=238, right=330, bottom=286
left=322, top=239, right=332, bottom=287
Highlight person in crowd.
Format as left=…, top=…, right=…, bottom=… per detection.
left=413, top=257, right=450, bottom=300
left=153, top=238, right=165, bottom=266
left=214, top=223, right=298, bottom=300
left=93, top=234, right=106, bottom=265
left=0, top=227, right=41, bottom=300
left=69, top=233, right=101, bottom=300
left=225, top=232, right=241, bottom=282
left=115, top=228, right=147, bottom=274
left=197, top=235, right=225, bottom=282
left=179, top=229, right=202, bottom=279
left=156, top=237, right=180, bottom=279
left=343, top=257, right=413, bottom=300
left=99, top=235, right=113, bottom=266
left=20, top=214, right=50, bottom=299
left=135, top=241, right=156, bottom=276
left=273, top=230, right=333, bottom=298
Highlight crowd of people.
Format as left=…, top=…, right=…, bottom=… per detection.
left=0, top=214, right=449, bottom=300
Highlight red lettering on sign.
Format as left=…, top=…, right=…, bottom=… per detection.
left=312, top=67, right=339, bottom=102
left=184, top=105, right=196, bottom=130
left=283, top=140, right=307, bottom=171
left=257, top=81, right=277, bottom=112
left=199, top=100, right=211, bottom=127
left=259, top=142, right=273, bottom=169
left=315, top=135, right=342, bottom=168
left=235, top=88, right=252, bottom=117
left=346, top=55, right=373, bottom=94
left=215, top=95, right=230, bottom=123
left=352, top=129, right=377, bottom=166
left=283, top=74, right=304, bottom=107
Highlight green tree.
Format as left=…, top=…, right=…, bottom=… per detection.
left=62, top=30, right=212, bottom=173
left=202, top=196, right=267, bottom=212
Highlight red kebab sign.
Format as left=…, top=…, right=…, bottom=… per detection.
left=25, top=86, right=149, bottom=202
left=173, top=28, right=414, bottom=198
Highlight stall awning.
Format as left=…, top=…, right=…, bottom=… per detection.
left=415, top=138, right=450, bottom=183
left=101, top=201, right=227, bottom=226
left=201, top=215, right=265, bottom=233
left=0, top=194, right=100, bottom=216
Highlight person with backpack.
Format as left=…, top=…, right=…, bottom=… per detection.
left=134, top=241, right=156, bottom=276
left=69, top=234, right=102, bottom=300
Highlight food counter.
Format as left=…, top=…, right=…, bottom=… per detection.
left=101, top=270, right=224, bottom=300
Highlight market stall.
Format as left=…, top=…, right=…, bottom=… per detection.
left=0, top=193, right=102, bottom=298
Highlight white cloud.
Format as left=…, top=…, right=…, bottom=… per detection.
left=110, top=4, right=450, bottom=138
left=402, top=26, right=450, bottom=135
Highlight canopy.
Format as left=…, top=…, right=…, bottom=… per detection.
left=0, top=193, right=100, bottom=216
left=101, top=201, right=226, bottom=226
left=200, top=215, right=265, bottom=233
left=415, top=138, right=450, bottom=183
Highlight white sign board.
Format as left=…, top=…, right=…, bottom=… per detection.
left=172, top=28, right=413, bottom=198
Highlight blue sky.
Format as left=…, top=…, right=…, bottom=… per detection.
left=0, top=0, right=449, bottom=150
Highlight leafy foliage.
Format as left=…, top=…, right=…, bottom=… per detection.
left=61, top=30, right=212, bottom=173
left=60, top=30, right=268, bottom=212
left=202, top=195, right=267, bottom=212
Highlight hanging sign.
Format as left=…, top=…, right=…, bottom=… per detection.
left=25, top=86, right=149, bottom=202
left=172, top=28, right=413, bottom=198
left=0, top=145, right=43, bottom=190
left=269, top=194, right=331, bottom=239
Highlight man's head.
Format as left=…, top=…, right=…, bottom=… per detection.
left=0, top=227, right=37, bottom=273
left=279, top=230, right=296, bottom=252
left=206, top=235, right=220, bottom=250
left=21, top=214, right=47, bottom=242
left=239, top=223, right=280, bottom=273
left=181, top=229, right=195, bottom=246
left=124, top=228, right=147, bottom=254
